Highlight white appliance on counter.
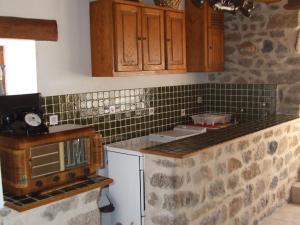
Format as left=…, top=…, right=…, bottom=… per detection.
left=105, top=127, right=206, bottom=225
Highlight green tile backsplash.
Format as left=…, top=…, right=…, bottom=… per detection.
left=42, top=83, right=276, bottom=144
left=204, top=83, right=277, bottom=121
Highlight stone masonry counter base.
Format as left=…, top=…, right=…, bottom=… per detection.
left=145, top=118, right=300, bottom=225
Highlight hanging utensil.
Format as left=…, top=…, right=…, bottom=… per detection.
left=209, top=0, right=255, bottom=17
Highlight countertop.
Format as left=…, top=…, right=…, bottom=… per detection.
left=141, top=114, right=299, bottom=158
left=107, top=136, right=163, bottom=153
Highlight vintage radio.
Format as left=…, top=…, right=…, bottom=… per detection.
left=0, top=124, right=103, bottom=196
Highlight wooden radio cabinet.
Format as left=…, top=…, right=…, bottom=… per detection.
left=0, top=125, right=103, bottom=196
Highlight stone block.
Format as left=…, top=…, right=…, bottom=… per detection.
left=225, top=32, right=242, bottom=42
left=194, top=166, right=213, bottom=184
left=227, top=174, right=239, bottom=190
left=208, top=180, right=226, bottom=199
left=198, top=205, right=227, bottom=225
left=264, top=130, right=273, bottom=139
left=275, top=157, right=284, bottom=171
left=191, top=201, right=217, bottom=221
left=262, top=159, right=272, bottom=172
left=154, top=158, right=195, bottom=168
left=162, top=191, right=199, bottom=210
left=150, top=173, right=184, bottom=189
left=42, top=197, right=78, bottom=221
left=270, top=176, right=278, bottom=189
left=294, top=146, right=300, bottom=157
left=238, top=41, right=257, bottom=56
left=84, top=190, right=99, bottom=204
left=291, top=182, right=300, bottom=204
left=268, top=141, right=278, bottom=155
left=199, top=151, right=214, bottom=163
left=242, top=150, right=252, bottom=164
left=289, top=136, right=298, bottom=148
left=229, top=197, right=243, bottom=218
left=279, top=168, right=288, bottom=180
left=285, top=57, right=300, bottom=66
left=254, top=179, right=266, bottom=199
left=238, top=140, right=250, bottom=151
left=270, top=30, right=285, bottom=38
left=254, top=142, right=266, bottom=160
left=228, top=158, right=242, bottom=173
left=244, top=184, right=254, bottom=206
left=267, top=12, right=299, bottom=29
left=148, top=192, right=159, bottom=206
left=68, top=209, right=100, bottom=225
left=242, top=163, right=261, bottom=181
left=261, top=40, right=273, bottom=53
left=216, top=162, right=227, bottom=175
left=252, top=135, right=262, bottom=144
left=151, top=213, right=188, bottom=225
left=238, top=58, right=254, bottom=67
left=285, top=151, right=293, bottom=164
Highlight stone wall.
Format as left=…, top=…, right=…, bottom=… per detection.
left=0, top=189, right=101, bottom=225
left=210, top=0, right=300, bottom=115
left=144, top=119, right=300, bottom=225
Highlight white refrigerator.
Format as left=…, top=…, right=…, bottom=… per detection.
left=105, top=127, right=206, bottom=225
left=106, top=143, right=145, bottom=225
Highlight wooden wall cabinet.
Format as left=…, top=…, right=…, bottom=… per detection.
left=90, top=0, right=186, bottom=77
left=185, top=0, right=224, bottom=72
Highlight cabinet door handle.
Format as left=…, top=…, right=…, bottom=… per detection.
left=142, top=37, right=147, bottom=41
left=137, top=37, right=142, bottom=41
left=166, top=38, right=171, bottom=42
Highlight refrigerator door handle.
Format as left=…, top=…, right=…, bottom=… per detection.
left=141, top=216, right=145, bottom=225
left=140, top=169, right=145, bottom=217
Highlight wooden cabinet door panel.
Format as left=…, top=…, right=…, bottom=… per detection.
left=165, top=11, right=186, bottom=70
left=208, top=8, right=224, bottom=29
left=185, top=0, right=224, bottom=72
left=142, top=8, right=165, bottom=71
left=114, top=4, right=142, bottom=72
left=208, top=28, right=224, bottom=70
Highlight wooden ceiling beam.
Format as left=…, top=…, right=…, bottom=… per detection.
left=0, top=16, right=58, bottom=41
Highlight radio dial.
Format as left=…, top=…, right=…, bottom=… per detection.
left=53, top=176, right=60, bottom=183
left=35, top=180, right=43, bottom=188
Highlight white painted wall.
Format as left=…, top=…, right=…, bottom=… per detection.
left=0, top=0, right=208, bottom=96
left=0, top=39, right=37, bottom=95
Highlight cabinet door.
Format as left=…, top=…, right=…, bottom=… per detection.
left=207, top=8, right=224, bottom=71
left=107, top=151, right=142, bottom=225
left=114, top=4, right=142, bottom=72
left=165, top=11, right=186, bottom=70
left=142, top=8, right=165, bottom=71
left=208, top=28, right=224, bottom=71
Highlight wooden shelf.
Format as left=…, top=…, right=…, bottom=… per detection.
left=0, top=16, right=58, bottom=41
left=4, top=176, right=113, bottom=212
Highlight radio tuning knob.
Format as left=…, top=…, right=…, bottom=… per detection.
left=35, top=180, right=43, bottom=188
left=84, top=168, right=90, bottom=176
left=68, top=172, right=76, bottom=180
left=53, top=176, right=60, bottom=183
